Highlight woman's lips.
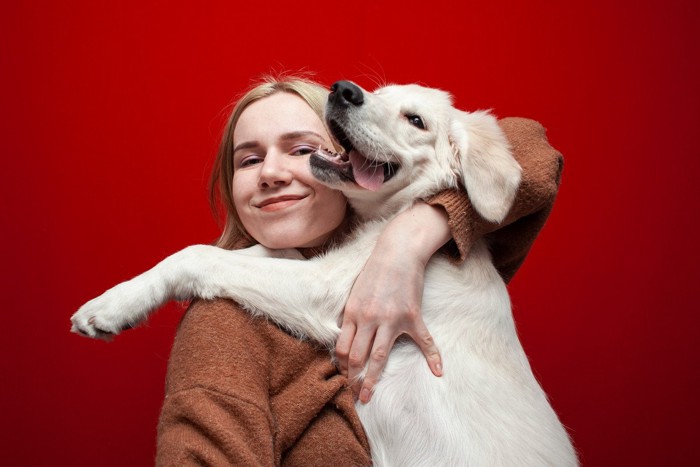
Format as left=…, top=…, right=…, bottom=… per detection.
left=256, top=195, right=307, bottom=212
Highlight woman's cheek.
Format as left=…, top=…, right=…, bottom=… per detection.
left=319, top=188, right=348, bottom=225
left=231, top=178, right=256, bottom=234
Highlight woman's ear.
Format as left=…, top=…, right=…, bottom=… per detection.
left=449, top=110, right=521, bottom=223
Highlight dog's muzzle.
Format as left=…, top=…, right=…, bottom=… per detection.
left=319, top=81, right=400, bottom=191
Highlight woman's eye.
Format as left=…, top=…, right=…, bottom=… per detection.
left=406, top=114, right=426, bottom=130
left=239, top=156, right=262, bottom=168
left=290, top=146, right=316, bottom=156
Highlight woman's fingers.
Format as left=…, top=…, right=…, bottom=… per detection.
left=408, top=317, right=443, bottom=377
left=338, top=303, right=444, bottom=404
left=357, top=326, right=396, bottom=403
left=335, top=321, right=356, bottom=376
left=355, top=316, right=442, bottom=404
left=346, top=325, right=375, bottom=395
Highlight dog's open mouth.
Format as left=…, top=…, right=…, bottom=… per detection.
left=310, top=147, right=354, bottom=184
left=320, top=119, right=399, bottom=191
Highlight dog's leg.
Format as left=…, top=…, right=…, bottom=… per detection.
left=71, top=236, right=374, bottom=344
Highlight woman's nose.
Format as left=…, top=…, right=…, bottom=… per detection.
left=257, top=152, right=293, bottom=188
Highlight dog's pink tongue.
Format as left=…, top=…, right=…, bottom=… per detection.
left=350, top=151, right=384, bottom=191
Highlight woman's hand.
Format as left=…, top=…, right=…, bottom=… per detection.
left=336, top=202, right=451, bottom=403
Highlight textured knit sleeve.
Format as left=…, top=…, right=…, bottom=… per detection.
left=156, top=299, right=277, bottom=466
left=156, top=299, right=371, bottom=466
left=425, top=117, right=563, bottom=283
left=424, top=188, right=472, bottom=263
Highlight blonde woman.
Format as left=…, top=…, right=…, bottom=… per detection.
left=156, top=75, right=562, bottom=465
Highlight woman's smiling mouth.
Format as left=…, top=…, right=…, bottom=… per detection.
left=256, top=194, right=308, bottom=212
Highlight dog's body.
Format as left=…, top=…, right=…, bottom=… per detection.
left=72, top=82, right=577, bottom=466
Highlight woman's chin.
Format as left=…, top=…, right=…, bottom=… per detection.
left=258, top=231, right=331, bottom=250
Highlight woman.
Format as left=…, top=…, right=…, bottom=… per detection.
left=157, top=75, right=563, bottom=465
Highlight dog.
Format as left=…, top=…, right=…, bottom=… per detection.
left=71, top=81, right=577, bottom=466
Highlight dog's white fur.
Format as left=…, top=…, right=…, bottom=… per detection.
left=72, top=83, right=577, bottom=466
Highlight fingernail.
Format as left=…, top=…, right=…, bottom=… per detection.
left=360, top=387, right=371, bottom=403
left=436, top=362, right=443, bottom=376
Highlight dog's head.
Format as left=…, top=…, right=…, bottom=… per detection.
left=310, top=81, right=521, bottom=222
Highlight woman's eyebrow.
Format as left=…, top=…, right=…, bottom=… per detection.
left=233, top=141, right=259, bottom=153
left=279, top=131, right=325, bottom=141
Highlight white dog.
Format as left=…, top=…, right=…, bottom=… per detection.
left=72, top=81, right=577, bottom=466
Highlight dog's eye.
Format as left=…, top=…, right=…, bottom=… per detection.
left=406, top=114, right=426, bottom=130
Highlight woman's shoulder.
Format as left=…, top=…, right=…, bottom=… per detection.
left=179, top=298, right=320, bottom=351
left=160, top=298, right=368, bottom=465
left=164, top=299, right=272, bottom=396
left=167, top=299, right=333, bottom=395
left=173, top=298, right=313, bottom=364
left=179, top=298, right=267, bottom=336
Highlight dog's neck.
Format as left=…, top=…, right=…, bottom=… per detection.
left=347, top=183, right=438, bottom=222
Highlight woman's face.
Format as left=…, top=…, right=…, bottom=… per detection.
left=231, top=92, right=347, bottom=249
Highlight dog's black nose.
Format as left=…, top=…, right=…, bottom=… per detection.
left=329, top=81, right=364, bottom=107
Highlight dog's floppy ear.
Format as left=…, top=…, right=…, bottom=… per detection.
left=449, top=110, right=521, bottom=223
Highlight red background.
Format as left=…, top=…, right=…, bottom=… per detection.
left=2, top=0, right=698, bottom=465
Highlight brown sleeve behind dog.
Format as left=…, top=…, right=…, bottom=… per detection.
left=425, top=117, right=563, bottom=283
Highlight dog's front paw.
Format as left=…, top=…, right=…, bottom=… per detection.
left=70, top=281, right=153, bottom=340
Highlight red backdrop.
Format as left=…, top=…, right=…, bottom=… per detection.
left=2, top=0, right=698, bottom=465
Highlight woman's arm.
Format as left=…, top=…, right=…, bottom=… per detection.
left=335, top=201, right=451, bottom=403
left=157, top=300, right=278, bottom=466
left=337, top=117, right=564, bottom=403
left=157, top=299, right=371, bottom=465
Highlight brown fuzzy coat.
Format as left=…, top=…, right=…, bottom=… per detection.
left=156, top=118, right=563, bottom=466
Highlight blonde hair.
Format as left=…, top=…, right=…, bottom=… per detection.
left=209, top=75, right=333, bottom=249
